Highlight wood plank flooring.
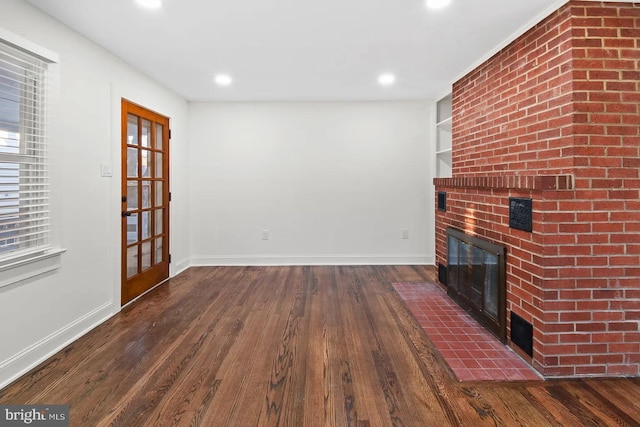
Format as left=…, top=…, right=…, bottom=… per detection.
left=1, top=266, right=639, bottom=426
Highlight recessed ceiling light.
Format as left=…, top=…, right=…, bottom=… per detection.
left=136, top=0, right=162, bottom=9
left=426, top=0, right=451, bottom=9
left=378, top=73, right=396, bottom=86
left=214, top=74, right=233, bottom=86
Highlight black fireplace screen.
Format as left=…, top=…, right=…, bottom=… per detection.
left=446, top=227, right=506, bottom=342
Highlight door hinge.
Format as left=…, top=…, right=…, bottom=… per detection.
left=169, top=129, right=172, bottom=140
left=169, top=192, right=172, bottom=202
left=169, top=254, right=172, bottom=264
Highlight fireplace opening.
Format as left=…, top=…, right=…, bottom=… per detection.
left=446, top=227, right=506, bottom=342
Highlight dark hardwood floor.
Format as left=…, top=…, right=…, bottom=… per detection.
left=1, top=266, right=639, bottom=426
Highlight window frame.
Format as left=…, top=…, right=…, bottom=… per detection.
left=0, top=27, right=64, bottom=289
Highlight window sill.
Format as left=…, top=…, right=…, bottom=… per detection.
left=0, top=247, right=66, bottom=289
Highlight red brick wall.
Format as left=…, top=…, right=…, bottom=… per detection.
left=452, top=5, right=575, bottom=176
left=542, top=1, right=640, bottom=377
left=436, top=1, right=640, bottom=377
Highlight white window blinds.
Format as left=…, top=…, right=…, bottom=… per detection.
left=0, top=39, right=51, bottom=260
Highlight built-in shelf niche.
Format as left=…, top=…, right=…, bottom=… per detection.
left=436, top=94, right=452, bottom=178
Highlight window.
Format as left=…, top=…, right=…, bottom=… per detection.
left=0, top=38, right=51, bottom=261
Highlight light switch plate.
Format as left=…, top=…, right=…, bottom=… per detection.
left=100, top=162, right=113, bottom=177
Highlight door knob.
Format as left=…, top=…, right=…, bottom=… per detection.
left=121, top=211, right=132, bottom=217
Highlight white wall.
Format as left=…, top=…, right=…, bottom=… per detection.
left=0, top=0, right=190, bottom=388
left=189, top=101, right=434, bottom=265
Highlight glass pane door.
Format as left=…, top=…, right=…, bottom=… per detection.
left=121, top=99, right=169, bottom=305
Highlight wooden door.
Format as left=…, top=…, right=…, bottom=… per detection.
left=121, top=99, right=170, bottom=305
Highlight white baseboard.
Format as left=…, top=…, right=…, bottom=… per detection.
left=0, top=301, right=115, bottom=390
left=190, top=254, right=434, bottom=266
left=171, top=257, right=191, bottom=277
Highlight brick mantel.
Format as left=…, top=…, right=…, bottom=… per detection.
left=433, top=175, right=574, bottom=191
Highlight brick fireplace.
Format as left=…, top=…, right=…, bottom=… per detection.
left=434, top=0, right=639, bottom=377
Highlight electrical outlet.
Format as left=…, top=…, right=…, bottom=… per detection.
left=401, top=228, right=409, bottom=239
left=261, top=230, right=270, bottom=240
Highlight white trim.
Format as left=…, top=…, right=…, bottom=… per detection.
left=434, top=88, right=452, bottom=104
left=171, top=257, right=191, bottom=276
left=0, top=247, right=66, bottom=289
left=191, top=254, right=434, bottom=266
left=109, top=83, right=121, bottom=315
left=451, top=0, right=570, bottom=87
left=428, top=99, right=438, bottom=260
left=0, top=301, right=115, bottom=390
left=0, top=27, right=59, bottom=63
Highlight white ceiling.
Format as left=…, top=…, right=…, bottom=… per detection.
left=25, top=0, right=571, bottom=102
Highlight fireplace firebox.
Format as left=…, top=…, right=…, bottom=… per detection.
left=446, top=228, right=506, bottom=342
